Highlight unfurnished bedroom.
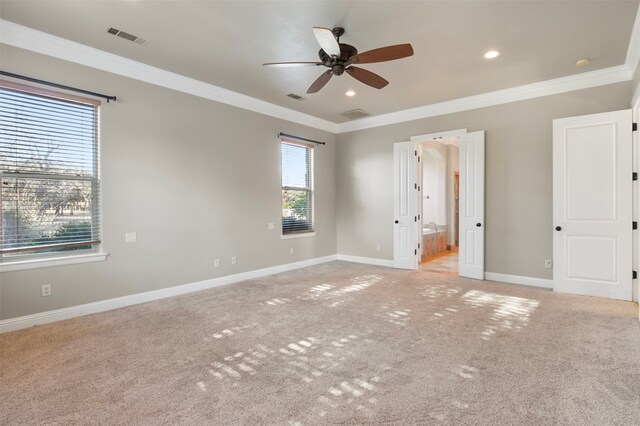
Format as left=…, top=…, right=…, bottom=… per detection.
left=1, top=1, right=639, bottom=424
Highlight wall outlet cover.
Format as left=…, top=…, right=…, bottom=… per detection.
left=41, top=284, right=52, bottom=297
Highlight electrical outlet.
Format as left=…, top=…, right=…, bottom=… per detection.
left=41, top=284, right=51, bottom=297
left=125, top=232, right=137, bottom=243
left=289, top=247, right=294, bottom=255
left=231, top=256, right=237, bottom=265
left=268, top=222, right=275, bottom=230
left=214, top=258, right=220, bottom=268
left=376, top=244, right=381, bottom=252
left=545, top=259, right=552, bottom=269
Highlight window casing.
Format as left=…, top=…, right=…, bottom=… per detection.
left=0, top=80, right=101, bottom=261
left=281, top=140, right=314, bottom=235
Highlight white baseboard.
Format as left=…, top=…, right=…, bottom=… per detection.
left=336, top=254, right=394, bottom=268
left=485, top=272, right=553, bottom=289
left=0, top=254, right=338, bottom=333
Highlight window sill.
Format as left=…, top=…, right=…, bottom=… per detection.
left=281, top=232, right=317, bottom=240
left=0, top=252, right=108, bottom=273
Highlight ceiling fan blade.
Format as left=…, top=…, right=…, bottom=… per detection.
left=349, top=43, right=414, bottom=65
left=313, top=27, right=341, bottom=57
left=346, top=66, right=389, bottom=89
left=307, top=70, right=333, bottom=94
left=263, top=61, right=323, bottom=67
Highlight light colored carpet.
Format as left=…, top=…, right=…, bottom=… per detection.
left=1, top=259, right=639, bottom=425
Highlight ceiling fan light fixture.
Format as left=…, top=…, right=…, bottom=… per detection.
left=345, top=90, right=356, bottom=97
left=484, top=50, right=501, bottom=59
left=266, top=26, right=414, bottom=93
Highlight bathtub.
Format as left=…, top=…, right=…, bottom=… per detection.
left=422, top=227, right=447, bottom=256
left=423, top=227, right=445, bottom=235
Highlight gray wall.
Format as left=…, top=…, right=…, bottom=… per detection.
left=336, top=82, right=632, bottom=279
left=0, top=45, right=337, bottom=320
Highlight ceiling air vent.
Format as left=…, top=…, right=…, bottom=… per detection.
left=107, top=27, right=148, bottom=46
left=340, top=109, right=371, bottom=120
left=287, top=93, right=304, bottom=100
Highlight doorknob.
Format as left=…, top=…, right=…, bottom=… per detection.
left=555, top=226, right=562, bottom=231
left=395, top=220, right=399, bottom=224
left=476, top=223, right=481, bottom=227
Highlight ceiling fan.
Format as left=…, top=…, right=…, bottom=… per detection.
left=263, top=27, right=414, bottom=94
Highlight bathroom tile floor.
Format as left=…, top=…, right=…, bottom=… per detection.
left=421, top=250, right=459, bottom=274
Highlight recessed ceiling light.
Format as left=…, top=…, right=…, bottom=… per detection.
left=576, top=58, right=591, bottom=67
left=484, top=50, right=501, bottom=59
left=345, top=90, right=356, bottom=97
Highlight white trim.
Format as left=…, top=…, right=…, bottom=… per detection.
left=0, top=19, right=636, bottom=134
left=0, top=252, right=108, bottom=273
left=410, top=129, right=467, bottom=142
left=0, top=254, right=338, bottom=333
left=336, top=254, right=394, bottom=268
left=281, top=231, right=317, bottom=239
left=625, top=3, right=640, bottom=82
left=337, top=65, right=631, bottom=133
left=485, top=272, right=553, bottom=290
left=0, top=20, right=337, bottom=134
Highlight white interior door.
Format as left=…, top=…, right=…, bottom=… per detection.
left=553, top=110, right=633, bottom=301
left=394, top=141, right=419, bottom=269
left=459, top=131, right=485, bottom=279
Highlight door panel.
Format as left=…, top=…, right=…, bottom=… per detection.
left=394, top=141, right=418, bottom=269
left=553, top=109, right=632, bottom=300
left=459, top=131, right=485, bottom=279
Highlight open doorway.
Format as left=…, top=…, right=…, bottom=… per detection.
left=417, top=137, right=459, bottom=273
left=393, top=129, right=484, bottom=278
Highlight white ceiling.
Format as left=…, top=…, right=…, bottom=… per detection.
left=0, top=1, right=638, bottom=123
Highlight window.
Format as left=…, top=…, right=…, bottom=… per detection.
left=281, top=139, right=314, bottom=235
left=0, top=81, right=101, bottom=260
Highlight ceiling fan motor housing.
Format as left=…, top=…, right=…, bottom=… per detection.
left=318, top=43, right=358, bottom=75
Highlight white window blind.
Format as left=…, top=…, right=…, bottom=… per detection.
left=281, top=140, right=314, bottom=234
left=0, top=81, right=101, bottom=257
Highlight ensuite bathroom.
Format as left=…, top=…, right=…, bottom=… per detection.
left=420, top=139, right=459, bottom=265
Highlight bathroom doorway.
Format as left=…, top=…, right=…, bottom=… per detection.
left=393, top=129, right=484, bottom=277
left=417, top=138, right=459, bottom=268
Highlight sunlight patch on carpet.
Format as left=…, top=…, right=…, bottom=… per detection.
left=461, top=290, right=539, bottom=339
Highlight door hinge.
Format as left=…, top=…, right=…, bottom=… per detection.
left=414, top=150, right=418, bottom=156
left=633, top=122, right=638, bottom=132
left=633, top=271, right=637, bottom=279
left=414, top=183, right=417, bottom=189
left=418, top=243, right=421, bottom=249
left=414, top=216, right=417, bottom=222
left=634, top=172, right=638, bottom=181
left=633, top=221, right=637, bottom=230
left=414, top=249, right=417, bottom=255
left=418, top=156, right=421, bottom=162
left=418, top=214, right=421, bottom=220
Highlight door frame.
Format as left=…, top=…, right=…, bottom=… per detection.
left=633, top=101, right=640, bottom=306
left=393, top=128, right=484, bottom=277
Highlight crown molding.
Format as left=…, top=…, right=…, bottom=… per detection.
left=336, top=65, right=632, bottom=133
left=626, top=4, right=640, bottom=108
left=626, top=2, right=640, bottom=76
left=1, top=18, right=636, bottom=136
left=0, top=20, right=338, bottom=134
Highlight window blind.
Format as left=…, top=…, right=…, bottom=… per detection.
left=0, top=83, right=101, bottom=256
left=281, top=140, right=314, bottom=234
